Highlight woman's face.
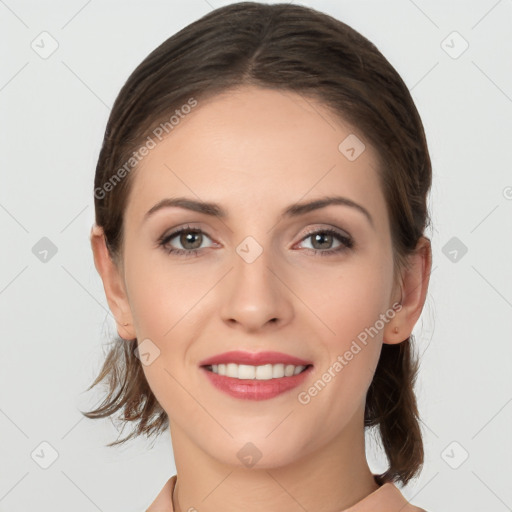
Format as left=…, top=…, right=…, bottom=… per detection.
left=119, top=85, right=400, bottom=467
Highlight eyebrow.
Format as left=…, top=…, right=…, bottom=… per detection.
left=144, top=195, right=374, bottom=228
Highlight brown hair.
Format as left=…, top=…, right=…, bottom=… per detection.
left=82, top=1, right=432, bottom=486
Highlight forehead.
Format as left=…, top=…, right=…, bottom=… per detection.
left=125, top=85, right=386, bottom=228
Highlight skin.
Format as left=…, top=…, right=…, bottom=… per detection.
left=91, top=85, right=431, bottom=512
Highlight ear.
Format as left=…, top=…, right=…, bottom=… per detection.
left=383, top=236, right=432, bottom=345
left=90, top=224, right=136, bottom=340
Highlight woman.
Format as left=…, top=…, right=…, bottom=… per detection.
left=83, top=3, right=433, bottom=511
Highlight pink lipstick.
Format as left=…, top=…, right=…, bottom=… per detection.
left=199, top=350, right=313, bottom=401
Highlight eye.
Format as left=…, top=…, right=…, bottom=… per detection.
left=296, top=227, right=354, bottom=256
left=157, top=225, right=216, bottom=257
left=157, top=225, right=354, bottom=258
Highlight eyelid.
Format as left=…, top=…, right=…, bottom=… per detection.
left=294, top=225, right=353, bottom=250
left=293, top=222, right=351, bottom=242
left=157, top=223, right=216, bottom=246
left=158, top=222, right=354, bottom=258
left=158, top=222, right=351, bottom=244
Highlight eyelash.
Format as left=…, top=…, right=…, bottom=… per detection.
left=157, top=224, right=354, bottom=258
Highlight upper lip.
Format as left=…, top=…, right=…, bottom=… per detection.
left=199, top=350, right=312, bottom=367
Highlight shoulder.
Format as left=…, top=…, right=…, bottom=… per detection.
left=342, top=481, right=428, bottom=511
left=384, top=483, right=428, bottom=512
left=146, top=475, right=176, bottom=512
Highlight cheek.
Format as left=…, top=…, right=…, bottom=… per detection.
left=124, top=257, right=206, bottom=393
left=296, top=257, right=393, bottom=341
left=294, top=260, right=391, bottom=397
left=127, top=268, right=199, bottom=423
left=125, top=248, right=199, bottom=338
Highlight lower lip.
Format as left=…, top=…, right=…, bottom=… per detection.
left=200, top=365, right=313, bottom=401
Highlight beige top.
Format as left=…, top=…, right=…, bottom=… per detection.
left=146, top=474, right=427, bottom=511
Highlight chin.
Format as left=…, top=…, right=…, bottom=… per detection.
left=203, top=433, right=311, bottom=471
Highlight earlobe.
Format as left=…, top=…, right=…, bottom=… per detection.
left=383, top=236, right=432, bottom=345
left=90, top=224, right=136, bottom=340
left=383, top=302, right=407, bottom=345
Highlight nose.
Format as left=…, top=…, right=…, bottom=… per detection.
left=219, top=244, right=294, bottom=332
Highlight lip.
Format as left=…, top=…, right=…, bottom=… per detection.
left=198, top=350, right=312, bottom=367
left=200, top=364, right=314, bottom=401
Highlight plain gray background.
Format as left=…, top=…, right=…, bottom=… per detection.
left=1, top=1, right=511, bottom=511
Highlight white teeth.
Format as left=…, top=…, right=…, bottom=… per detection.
left=272, top=363, right=284, bottom=378
left=209, top=363, right=307, bottom=379
left=238, top=364, right=256, bottom=379
left=255, top=364, right=273, bottom=380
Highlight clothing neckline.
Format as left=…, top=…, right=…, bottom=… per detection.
left=147, top=474, right=426, bottom=512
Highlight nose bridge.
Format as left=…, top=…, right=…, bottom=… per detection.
left=233, top=233, right=277, bottom=302
left=219, top=231, right=291, bottom=329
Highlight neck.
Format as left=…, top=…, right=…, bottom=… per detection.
left=169, top=412, right=380, bottom=512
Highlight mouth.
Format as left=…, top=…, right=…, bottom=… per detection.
left=198, top=350, right=314, bottom=400
left=199, top=362, right=314, bottom=401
